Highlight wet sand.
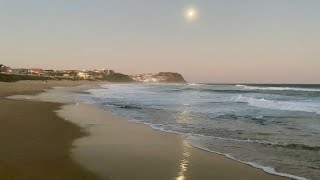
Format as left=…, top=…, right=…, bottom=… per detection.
left=0, top=81, right=100, bottom=180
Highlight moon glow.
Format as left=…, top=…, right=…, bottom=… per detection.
left=184, top=7, right=198, bottom=22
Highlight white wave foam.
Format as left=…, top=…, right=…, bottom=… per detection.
left=236, top=85, right=320, bottom=92
left=136, top=119, right=284, bottom=147
left=192, top=134, right=279, bottom=145
left=236, top=96, right=320, bottom=114
left=187, top=139, right=309, bottom=180
left=187, top=83, right=201, bottom=86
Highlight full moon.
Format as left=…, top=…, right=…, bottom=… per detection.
left=184, top=7, right=198, bottom=21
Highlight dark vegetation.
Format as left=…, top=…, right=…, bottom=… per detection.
left=0, top=73, right=134, bottom=83
left=0, top=72, right=183, bottom=83
left=157, top=72, right=186, bottom=83
left=101, top=73, right=134, bottom=82
left=0, top=74, right=52, bottom=82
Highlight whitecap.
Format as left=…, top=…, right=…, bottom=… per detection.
left=236, top=85, right=320, bottom=92
left=236, top=96, right=320, bottom=114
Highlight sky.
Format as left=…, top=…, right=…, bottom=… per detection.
left=0, top=0, right=319, bottom=83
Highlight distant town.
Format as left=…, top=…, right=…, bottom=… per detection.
left=0, top=64, right=116, bottom=80
left=0, top=64, right=186, bottom=83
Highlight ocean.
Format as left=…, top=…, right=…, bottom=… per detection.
left=79, top=83, right=320, bottom=180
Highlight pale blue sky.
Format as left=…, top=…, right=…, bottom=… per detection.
left=1, top=0, right=319, bottom=83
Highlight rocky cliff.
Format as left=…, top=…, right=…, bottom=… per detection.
left=131, top=72, right=186, bottom=83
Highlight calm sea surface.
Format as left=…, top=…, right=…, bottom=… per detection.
left=79, top=83, right=320, bottom=180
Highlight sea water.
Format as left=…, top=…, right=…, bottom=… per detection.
left=78, top=83, right=320, bottom=180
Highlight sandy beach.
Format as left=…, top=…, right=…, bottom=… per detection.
left=0, top=81, right=291, bottom=180
left=0, top=80, right=100, bottom=180
left=0, top=80, right=98, bottom=97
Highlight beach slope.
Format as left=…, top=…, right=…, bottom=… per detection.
left=0, top=81, right=100, bottom=180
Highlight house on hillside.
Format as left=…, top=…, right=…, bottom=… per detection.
left=0, top=65, right=12, bottom=73
left=43, top=70, right=54, bottom=76
left=11, top=68, right=29, bottom=75
left=29, top=68, right=43, bottom=75
left=77, top=71, right=90, bottom=79
left=92, top=69, right=115, bottom=75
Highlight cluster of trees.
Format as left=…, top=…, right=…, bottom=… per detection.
left=0, top=64, right=10, bottom=73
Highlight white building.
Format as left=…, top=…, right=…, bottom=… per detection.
left=77, top=72, right=90, bottom=79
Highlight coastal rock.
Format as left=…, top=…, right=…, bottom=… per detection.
left=131, top=72, right=186, bottom=83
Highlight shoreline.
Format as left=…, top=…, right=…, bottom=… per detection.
left=24, top=84, right=292, bottom=180
left=57, top=102, right=291, bottom=180
left=1, top=81, right=300, bottom=180
left=188, top=142, right=307, bottom=180
left=126, top=121, right=308, bottom=180
left=98, top=110, right=307, bottom=180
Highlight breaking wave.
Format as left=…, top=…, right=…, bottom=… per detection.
left=236, top=85, right=320, bottom=92
left=187, top=140, right=309, bottom=180
left=236, top=95, right=320, bottom=114
left=81, top=83, right=320, bottom=180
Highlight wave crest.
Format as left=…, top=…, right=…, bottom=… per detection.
left=235, top=95, right=320, bottom=114
left=236, top=85, right=320, bottom=92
